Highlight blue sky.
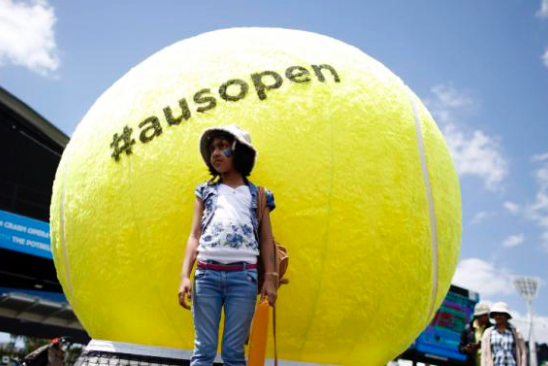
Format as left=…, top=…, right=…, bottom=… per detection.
left=1, top=0, right=547, bottom=347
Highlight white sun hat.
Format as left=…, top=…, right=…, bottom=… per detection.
left=473, top=302, right=490, bottom=317
left=489, top=302, right=512, bottom=319
left=199, top=124, right=257, bottom=168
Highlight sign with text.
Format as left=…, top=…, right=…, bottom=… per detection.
left=0, top=209, right=52, bottom=259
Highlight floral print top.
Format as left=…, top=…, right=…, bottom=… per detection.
left=195, top=181, right=275, bottom=264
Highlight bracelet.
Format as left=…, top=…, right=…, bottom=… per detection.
left=265, top=272, right=279, bottom=277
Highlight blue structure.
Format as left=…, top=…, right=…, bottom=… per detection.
left=0, top=209, right=52, bottom=259
left=401, top=285, right=480, bottom=365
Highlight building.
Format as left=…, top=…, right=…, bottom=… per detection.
left=0, top=85, right=89, bottom=343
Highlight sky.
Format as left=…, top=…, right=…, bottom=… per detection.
left=1, top=0, right=548, bottom=352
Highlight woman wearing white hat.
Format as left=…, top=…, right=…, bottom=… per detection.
left=480, top=302, right=527, bottom=366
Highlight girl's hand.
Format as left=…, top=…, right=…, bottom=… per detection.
left=178, top=277, right=192, bottom=310
left=260, top=276, right=278, bottom=306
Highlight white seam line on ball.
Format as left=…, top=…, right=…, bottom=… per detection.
left=61, top=158, right=76, bottom=309
left=408, top=88, right=439, bottom=320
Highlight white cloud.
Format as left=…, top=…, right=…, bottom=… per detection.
left=526, top=196, right=548, bottom=251
left=535, top=165, right=548, bottom=191
left=531, top=152, right=548, bottom=162
left=509, top=310, right=548, bottom=344
left=504, top=193, right=548, bottom=252
left=537, top=0, right=548, bottom=19
left=443, top=124, right=508, bottom=191
left=471, top=211, right=496, bottom=225
left=452, top=258, right=514, bottom=297
left=504, top=201, right=521, bottom=215
left=541, top=232, right=548, bottom=252
left=502, top=233, right=525, bottom=248
left=518, top=156, right=548, bottom=251
left=427, top=83, right=475, bottom=124
left=0, top=0, right=59, bottom=75
left=426, top=83, right=509, bottom=192
left=539, top=0, right=548, bottom=68
left=430, top=83, right=474, bottom=111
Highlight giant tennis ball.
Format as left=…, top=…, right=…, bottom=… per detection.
left=50, top=28, right=461, bottom=366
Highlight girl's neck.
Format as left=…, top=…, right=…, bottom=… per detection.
left=496, top=322, right=509, bottom=331
left=220, top=170, right=245, bottom=188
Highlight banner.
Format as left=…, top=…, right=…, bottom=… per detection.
left=0, top=209, right=52, bottom=259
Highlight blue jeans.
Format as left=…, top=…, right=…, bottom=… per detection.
left=191, top=265, right=258, bottom=366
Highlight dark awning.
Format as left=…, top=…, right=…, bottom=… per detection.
left=0, top=292, right=81, bottom=329
left=0, top=85, right=87, bottom=342
left=0, top=85, right=68, bottom=223
left=0, top=292, right=89, bottom=343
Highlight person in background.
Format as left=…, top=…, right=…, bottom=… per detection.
left=459, top=302, right=493, bottom=366
left=481, top=302, right=527, bottom=366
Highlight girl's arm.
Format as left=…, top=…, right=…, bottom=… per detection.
left=178, top=197, right=204, bottom=310
left=259, top=207, right=278, bottom=306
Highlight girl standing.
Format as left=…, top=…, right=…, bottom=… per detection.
left=178, top=125, right=278, bottom=366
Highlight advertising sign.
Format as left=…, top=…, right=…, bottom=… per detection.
left=0, top=209, right=52, bottom=259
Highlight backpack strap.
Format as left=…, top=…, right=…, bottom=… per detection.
left=258, top=186, right=278, bottom=267
left=257, top=186, right=267, bottom=224
left=257, top=186, right=278, bottom=366
left=273, top=304, right=278, bottom=366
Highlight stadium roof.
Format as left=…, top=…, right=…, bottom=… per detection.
left=0, top=85, right=88, bottom=343
left=0, top=85, right=68, bottom=222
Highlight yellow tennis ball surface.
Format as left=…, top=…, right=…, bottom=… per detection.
left=50, top=28, right=461, bottom=366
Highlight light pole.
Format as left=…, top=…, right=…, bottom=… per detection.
left=513, top=276, right=540, bottom=366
